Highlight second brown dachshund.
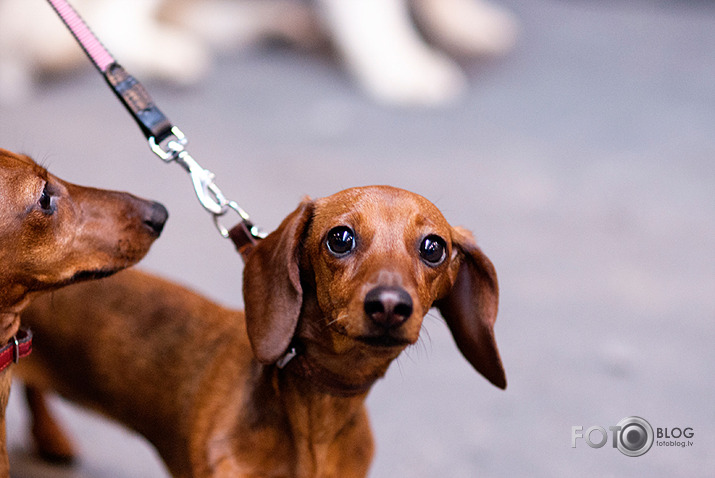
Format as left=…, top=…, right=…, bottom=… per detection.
left=18, top=185, right=505, bottom=477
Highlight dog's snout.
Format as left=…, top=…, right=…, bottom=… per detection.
left=144, top=201, right=169, bottom=236
left=364, top=286, right=413, bottom=329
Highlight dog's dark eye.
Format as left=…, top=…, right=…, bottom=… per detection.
left=38, top=185, right=53, bottom=213
left=326, top=226, right=355, bottom=256
left=419, top=235, right=446, bottom=265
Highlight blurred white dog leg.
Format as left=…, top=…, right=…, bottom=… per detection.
left=90, top=0, right=210, bottom=85
left=0, top=0, right=84, bottom=103
left=0, top=0, right=210, bottom=105
left=411, top=0, right=518, bottom=56
left=316, top=0, right=466, bottom=106
left=164, top=0, right=322, bottom=52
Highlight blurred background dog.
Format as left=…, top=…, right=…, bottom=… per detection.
left=0, top=0, right=517, bottom=106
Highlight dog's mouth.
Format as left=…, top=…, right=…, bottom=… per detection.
left=70, top=268, right=118, bottom=283
left=30, top=267, right=120, bottom=292
left=331, top=318, right=415, bottom=349
left=55, top=268, right=119, bottom=288
left=355, top=334, right=412, bottom=348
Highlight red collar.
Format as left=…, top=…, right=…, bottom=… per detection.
left=0, top=328, right=32, bottom=373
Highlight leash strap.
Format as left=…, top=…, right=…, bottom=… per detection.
left=104, top=63, right=174, bottom=144
left=0, top=329, right=33, bottom=373
left=45, top=0, right=264, bottom=254
left=45, top=0, right=171, bottom=142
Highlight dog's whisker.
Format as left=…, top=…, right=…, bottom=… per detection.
left=325, top=312, right=349, bottom=328
left=407, top=332, right=431, bottom=363
left=419, top=320, right=434, bottom=351
left=424, top=310, right=443, bottom=323
left=393, top=355, right=407, bottom=379
left=402, top=344, right=420, bottom=366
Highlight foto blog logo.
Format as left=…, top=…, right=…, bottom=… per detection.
left=571, top=416, right=695, bottom=457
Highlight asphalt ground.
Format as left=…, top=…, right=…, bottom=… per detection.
left=2, top=1, right=714, bottom=476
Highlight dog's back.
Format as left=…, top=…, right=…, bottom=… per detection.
left=18, top=268, right=251, bottom=471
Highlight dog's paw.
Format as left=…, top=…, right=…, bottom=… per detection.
left=30, top=416, right=78, bottom=466
left=353, top=47, right=467, bottom=107
left=99, top=21, right=210, bottom=86
left=318, top=0, right=467, bottom=106
left=412, top=0, right=518, bottom=56
left=117, top=27, right=211, bottom=86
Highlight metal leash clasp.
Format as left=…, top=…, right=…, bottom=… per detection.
left=44, top=0, right=265, bottom=248
left=148, top=127, right=259, bottom=238
left=149, top=126, right=223, bottom=215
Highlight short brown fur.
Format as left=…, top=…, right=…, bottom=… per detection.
left=19, top=185, right=505, bottom=477
left=0, top=148, right=166, bottom=476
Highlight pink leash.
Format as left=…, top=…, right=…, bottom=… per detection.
left=44, top=0, right=263, bottom=251
left=46, top=0, right=115, bottom=73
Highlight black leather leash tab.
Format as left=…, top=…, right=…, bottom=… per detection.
left=104, top=63, right=174, bottom=144
left=46, top=0, right=265, bottom=262
left=228, top=220, right=261, bottom=260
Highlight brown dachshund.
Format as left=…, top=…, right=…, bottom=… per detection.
left=18, top=185, right=505, bottom=477
left=0, top=148, right=167, bottom=477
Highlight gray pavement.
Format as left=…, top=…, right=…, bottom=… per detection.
left=2, top=0, right=714, bottom=477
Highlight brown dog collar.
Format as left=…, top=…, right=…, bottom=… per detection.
left=0, top=328, right=32, bottom=373
left=278, top=344, right=376, bottom=398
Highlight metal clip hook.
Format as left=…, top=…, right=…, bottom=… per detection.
left=147, top=126, right=264, bottom=243
left=178, top=151, right=227, bottom=216
left=149, top=126, right=186, bottom=162
left=213, top=201, right=252, bottom=237
left=148, top=127, right=227, bottom=216
left=276, top=347, right=298, bottom=369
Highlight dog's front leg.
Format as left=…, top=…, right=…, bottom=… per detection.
left=315, top=0, right=466, bottom=105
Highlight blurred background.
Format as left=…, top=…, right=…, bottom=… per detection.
left=1, top=0, right=713, bottom=476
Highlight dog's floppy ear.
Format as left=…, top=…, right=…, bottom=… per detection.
left=243, top=199, right=313, bottom=363
left=435, top=227, right=507, bottom=389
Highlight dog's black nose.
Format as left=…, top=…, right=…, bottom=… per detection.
left=144, top=201, right=169, bottom=236
left=364, top=286, right=413, bottom=329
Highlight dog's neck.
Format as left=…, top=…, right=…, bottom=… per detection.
left=0, top=312, right=22, bottom=345
left=0, top=288, right=30, bottom=344
left=284, top=293, right=403, bottom=399
left=264, top=332, right=398, bottom=476
left=279, top=343, right=378, bottom=397
left=274, top=364, right=371, bottom=478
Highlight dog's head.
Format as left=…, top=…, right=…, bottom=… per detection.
left=243, top=185, right=506, bottom=389
left=0, top=148, right=167, bottom=304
